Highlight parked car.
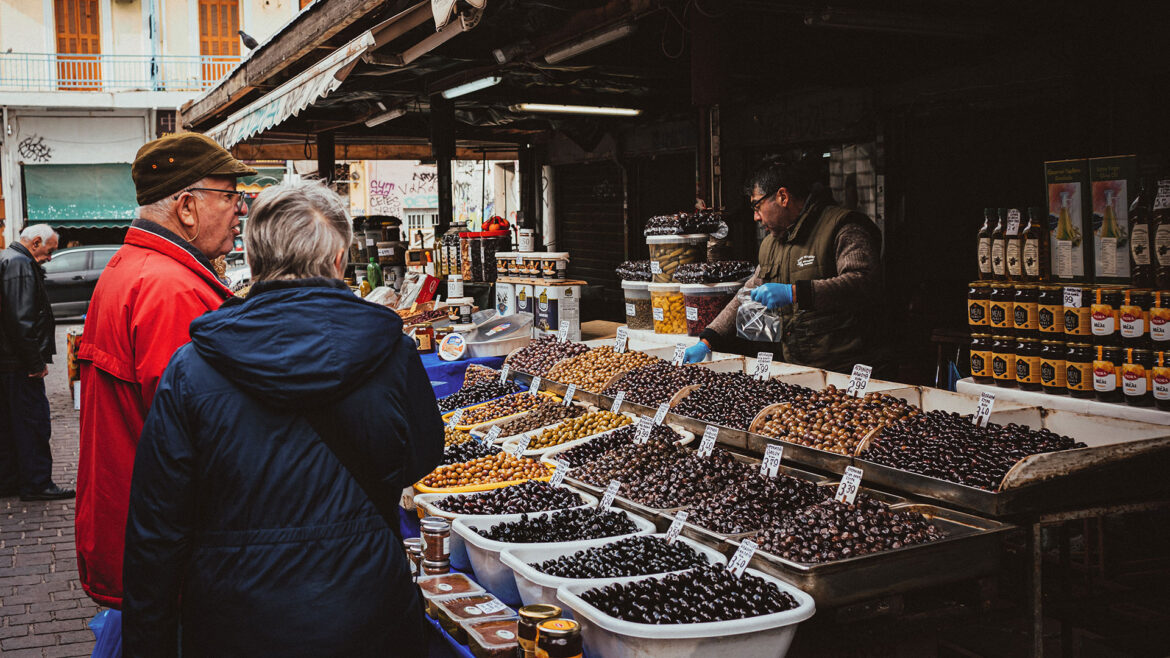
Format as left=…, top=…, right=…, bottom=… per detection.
left=42, top=244, right=121, bottom=318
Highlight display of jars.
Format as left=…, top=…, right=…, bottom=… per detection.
left=970, top=333, right=993, bottom=384
left=1040, top=340, right=1067, bottom=395
left=621, top=280, right=653, bottom=331
left=1014, top=337, right=1042, bottom=391
left=1092, top=344, right=1123, bottom=403
left=1063, top=285, right=1093, bottom=340
left=518, top=605, right=562, bottom=657
left=1122, top=348, right=1155, bottom=407
left=648, top=282, right=686, bottom=334
left=1090, top=285, right=1124, bottom=346
left=989, top=283, right=1014, bottom=336
left=991, top=335, right=1016, bottom=388
left=1037, top=284, right=1063, bottom=336
left=1065, top=342, right=1095, bottom=399
left=1013, top=284, right=1039, bottom=339
left=968, top=281, right=990, bottom=330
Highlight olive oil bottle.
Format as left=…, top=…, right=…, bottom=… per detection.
left=1022, top=207, right=1048, bottom=282
left=1005, top=208, right=1023, bottom=280
left=991, top=208, right=1009, bottom=281
left=1154, top=178, right=1170, bottom=289
left=977, top=208, right=994, bottom=280
left=1130, top=177, right=1154, bottom=288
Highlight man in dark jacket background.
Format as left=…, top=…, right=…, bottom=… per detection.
left=0, top=224, right=74, bottom=501
left=122, top=181, right=442, bottom=657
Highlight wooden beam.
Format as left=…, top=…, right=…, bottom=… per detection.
left=230, top=142, right=517, bottom=161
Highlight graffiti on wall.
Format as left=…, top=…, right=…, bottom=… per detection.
left=18, top=135, right=52, bottom=163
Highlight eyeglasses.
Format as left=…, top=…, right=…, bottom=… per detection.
left=177, top=187, right=248, bottom=210
left=750, top=188, right=778, bottom=213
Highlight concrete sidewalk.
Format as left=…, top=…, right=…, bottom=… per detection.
left=1, top=321, right=99, bottom=657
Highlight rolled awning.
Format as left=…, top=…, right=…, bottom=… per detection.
left=23, top=164, right=136, bottom=227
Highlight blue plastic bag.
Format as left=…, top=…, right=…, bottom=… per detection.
left=89, top=609, right=122, bottom=658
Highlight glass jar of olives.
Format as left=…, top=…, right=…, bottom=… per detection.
left=1065, top=342, right=1095, bottom=399
left=969, top=334, right=993, bottom=384
left=991, top=335, right=1016, bottom=388
left=1014, top=338, right=1042, bottom=391
left=1093, top=344, right=1123, bottom=403
left=1039, top=340, right=1067, bottom=395
left=1122, top=348, right=1155, bottom=407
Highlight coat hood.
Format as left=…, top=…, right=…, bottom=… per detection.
left=189, top=279, right=406, bottom=409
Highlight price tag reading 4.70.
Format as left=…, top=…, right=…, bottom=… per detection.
left=485, top=426, right=503, bottom=444
left=760, top=444, right=783, bottom=478
left=666, top=510, right=689, bottom=544
left=499, top=366, right=510, bottom=385
left=846, top=364, right=873, bottom=398
left=654, top=402, right=670, bottom=425
left=613, top=326, right=629, bottom=354
left=601, top=480, right=622, bottom=510
left=529, top=376, right=542, bottom=394
left=754, top=352, right=773, bottom=380
left=549, top=460, right=568, bottom=488
left=634, top=416, right=654, bottom=444
left=477, top=599, right=508, bottom=615
left=558, top=320, right=570, bottom=342
left=973, top=391, right=995, bottom=428
left=610, top=391, right=626, bottom=413
left=563, top=384, right=577, bottom=406
left=834, top=466, right=864, bottom=504
left=727, top=539, right=758, bottom=578
left=698, top=425, right=718, bottom=457
left=672, top=343, right=687, bottom=366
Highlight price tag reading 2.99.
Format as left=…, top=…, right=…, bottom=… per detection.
left=614, top=326, right=629, bottom=354
left=834, top=466, right=864, bottom=504
left=754, top=352, right=773, bottom=380
left=846, top=364, right=872, bottom=398
left=634, top=416, right=654, bottom=443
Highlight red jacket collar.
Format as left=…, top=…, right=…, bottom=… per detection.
left=124, top=225, right=233, bottom=299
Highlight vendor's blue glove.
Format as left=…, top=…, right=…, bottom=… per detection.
left=683, top=341, right=711, bottom=364
left=751, top=283, right=794, bottom=310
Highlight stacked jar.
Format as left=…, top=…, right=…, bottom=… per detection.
left=967, top=282, right=990, bottom=332
left=647, top=234, right=706, bottom=283
left=420, top=517, right=451, bottom=575
left=648, top=282, right=686, bottom=334
left=621, top=281, right=653, bottom=330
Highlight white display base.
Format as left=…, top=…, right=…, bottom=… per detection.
left=956, top=377, right=1170, bottom=425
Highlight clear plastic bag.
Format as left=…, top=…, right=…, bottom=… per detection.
left=735, top=288, right=783, bottom=342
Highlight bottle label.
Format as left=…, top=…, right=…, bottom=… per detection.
left=991, top=240, right=1006, bottom=276
left=1024, top=239, right=1041, bottom=277
left=1014, top=302, right=1037, bottom=331
left=1156, top=225, right=1170, bottom=267
left=1041, top=358, right=1066, bottom=387
left=1152, top=307, right=1170, bottom=342
left=1006, top=209, right=1021, bottom=236
left=1154, top=181, right=1170, bottom=211
left=1120, top=305, right=1145, bottom=338
left=992, top=354, right=1014, bottom=379
left=1122, top=363, right=1149, bottom=397
left=968, top=300, right=987, bottom=325
left=1055, top=240, right=1073, bottom=278
left=1099, top=237, right=1118, bottom=277
left=1064, top=307, right=1091, bottom=336
left=1091, top=305, right=1117, bottom=336
left=970, top=350, right=989, bottom=377
left=990, top=301, right=1010, bottom=328
left=1006, top=241, right=1022, bottom=277
left=1016, top=355, right=1040, bottom=383
left=978, top=239, right=992, bottom=274
left=1038, top=304, right=1060, bottom=332
left=1153, top=366, right=1170, bottom=400
left=1131, top=224, right=1151, bottom=265
left=1067, top=362, right=1092, bottom=391
left=1093, top=360, right=1117, bottom=392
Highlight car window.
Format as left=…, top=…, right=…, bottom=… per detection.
left=43, top=250, right=90, bottom=274
left=91, top=249, right=117, bottom=270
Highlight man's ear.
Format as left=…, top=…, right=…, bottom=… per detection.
left=776, top=187, right=790, bottom=208
left=30, top=237, right=42, bottom=249
left=175, top=193, right=197, bottom=228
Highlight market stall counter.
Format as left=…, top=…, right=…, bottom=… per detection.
left=423, top=352, right=506, bottom=397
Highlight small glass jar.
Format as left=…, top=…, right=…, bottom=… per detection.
left=1153, top=351, right=1170, bottom=411
left=1065, top=342, right=1095, bottom=399
left=1091, top=285, right=1125, bottom=346
left=1014, top=337, right=1042, bottom=391
left=991, top=335, right=1017, bottom=388
left=1037, top=284, right=1063, bottom=336
left=403, top=538, right=423, bottom=580
left=989, top=283, right=1015, bottom=336
left=967, top=281, right=990, bottom=330
left=1150, top=291, right=1170, bottom=347
left=1039, top=340, right=1067, bottom=395
left=1013, top=284, right=1039, bottom=339
left=1063, top=285, right=1093, bottom=340
left=1122, top=348, right=1155, bottom=407
left=518, top=604, right=562, bottom=657
left=969, top=333, right=993, bottom=384
left=535, top=618, right=582, bottom=658
left=1120, top=289, right=1152, bottom=348
left=421, top=517, right=451, bottom=562
left=422, top=559, right=450, bottom=576
left=1093, top=344, right=1123, bottom=403
left=416, top=323, right=436, bottom=354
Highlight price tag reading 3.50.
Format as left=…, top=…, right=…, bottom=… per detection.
left=727, top=539, right=758, bottom=578
left=834, top=466, right=864, bottom=504
left=614, top=326, right=629, bottom=354
left=634, top=416, right=654, bottom=443
left=558, top=320, right=570, bottom=342
left=698, top=425, right=718, bottom=457
left=672, top=343, right=687, bottom=366
left=610, top=391, right=626, bottom=413
left=973, top=391, right=995, bottom=428
left=666, top=510, right=689, bottom=544
left=846, top=364, right=873, bottom=398
left=563, top=384, right=577, bottom=406
left=654, top=402, right=670, bottom=425
left=754, top=352, right=773, bottom=380
left=601, top=480, right=622, bottom=510
left=760, top=444, right=783, bottom=478
left=549, top=460, right=568, bottom=488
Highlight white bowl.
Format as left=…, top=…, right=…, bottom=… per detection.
left=556, top=567, right=816, bottom=658
left=539, top=422, right=696, bottom=472
left=452, top=509, right=656, bottom=606
left=500, top=412, right=637, bottom=458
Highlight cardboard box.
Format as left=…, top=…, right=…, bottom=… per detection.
left=1045, top=159, right=1094, bottom=282
left=1089, top=155, right=1137, bottom=284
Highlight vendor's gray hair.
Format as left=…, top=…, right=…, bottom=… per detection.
left=245, top=181, right=352, bottom=281
left=20, top=224, right=57, bottom=242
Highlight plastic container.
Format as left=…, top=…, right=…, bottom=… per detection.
left=434, top=594, right=516, bottom=642
left=647, top=234, right=707, bottom=283
left=556, top=568, right=816, bottom=658
left=680, top=282, right=740, bottom=337
left=648, top=282, right=686, bottom=334
left=539, top=252, right=570, bottom=280
left=419, top=573, right=485, bottom=617
left=500, top=533, right=726, bottom=612
left=452, top=510, right=656, bottom=606
left=621, top=280, right=653, bottom=331
left=464, top=616, right=522, bottom=658
left=465, top=313, right=535, bottom=358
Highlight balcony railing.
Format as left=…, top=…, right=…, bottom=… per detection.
left=0, top=53, right=241, bottom=93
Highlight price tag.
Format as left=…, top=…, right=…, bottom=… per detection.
left=448, top=408, right=464, bottom=427
left=563, top=384, right=577, bottom=406
left=499, top=366, right=510, bottom=384
left=834, top=466, right=864, bottom=504
left=846, top=364, right=873, bottom=398
left=973, top=391, right=995, bottom=428
left=507, top=434, right=532, bottom=457
left=549, top=460, right=568, bottom=487
left=654, top=402, right=670, bottom=425
left=672, top=343, right=687, bottom=366
left=653, top=307, right=665, bottom=322
left=485, top=426, right=503, bottom=444
left=727, top=539, right=758, bottom=578
left=558, top=320, right=570, bottom=342
left=760, top=444, right=783, bottom=478
left=754, top=352, right=773, bottom=380
left=601, top=480, right=622, bottom=510
left=477, top=599, right=508, bottom=615
left=666, top=510, right=689, bottom=543
left=685, top=306, right=698, bottom=321
left=698, top=425, right=718, bottom=457
left=650, top=260, right=663, bottom=274
left=614, top=326, right=629, bottom=353
left=625, top=302, right=636, bottom=317
left=610, top=391, right=626, bottom=413
left=1063, top=286, right=1082, bottom=308
left=529, top=376, right=542, bottom=394
left=634, top=416, right=654, bottom=443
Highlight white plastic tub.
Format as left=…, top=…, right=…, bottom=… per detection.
left=500, top=533, right=726, bottom=612
left=452, top=509, right=656, bottom=606
left=414, top=487, right=599, bottom=571
left=468, top=401, right=599, bottom=443
left=499, top=411, right=637, bottom=458
left=556, top=567, right=816, bottom=658
left=538, top=422, right=696, bottom=472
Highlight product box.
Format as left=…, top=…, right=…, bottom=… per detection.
left=1045, top=159, right=1094, bottom=282
left=494, top=282, right=517, bottom=317
left=534, top=284, right=582, bottom=341
left=515, top=283, right=534, bottom=317
left=1089, top=155, right=1137, bottom=283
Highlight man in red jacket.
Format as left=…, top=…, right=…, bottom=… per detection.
left=75, top=133, right=255, bottom=608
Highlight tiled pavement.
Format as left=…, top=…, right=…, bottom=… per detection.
left=1, top=322, right=99, bottom=657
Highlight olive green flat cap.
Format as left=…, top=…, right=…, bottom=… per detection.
left=132, top=133, right=257, bottom=205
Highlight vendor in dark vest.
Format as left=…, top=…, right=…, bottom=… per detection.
left=683, top=160, right=884, bottom=373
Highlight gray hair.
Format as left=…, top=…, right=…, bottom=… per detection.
left=20, top=224, right=57, bottom=242
left=245, top=180, right=352, bottom=281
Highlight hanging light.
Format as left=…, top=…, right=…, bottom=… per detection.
left=441, top=75, right=502, bottom=99
left=510, top=103, right=641, bottom=116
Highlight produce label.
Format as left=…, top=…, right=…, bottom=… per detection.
left=727, top=539, right=758, bottom=578
left=666, top=510, right=689, bottom=544
left=529, top=376, right=542, bottom=394
left=549, top=460, right=568, bottom=487
left=650, top=260, right=663, bottom=274
left=625, top=303, right=636, bottom=317
left=634, top=416, right=654, bottom=443
left=499, top=366, right=510, bottom=384
left=486, top=426, right=503, bottom=444
left=699, top=425, right=718, bottom=457
left=973, top=391, right=995, bottom=427
left=754, top=352, right=773, bottom=380
left=672, top=343, right=686, bottom=366
left=686, top=306, right=698, bottom=321
left=1006, top=208, right=1021, bottom=236
left=654, top=402, right=670, bottom=425
left=760, top=444, right=783, bottom=478
left=477, top=599, right=507, bottom=615
left=610, top=391, right=626, bottom=413
left=563, top=384, right=577, bottom=406
left=1063, top=286, right=1082, bottom=308
left=653, top=307, right=665, bottom=322
left=834, top=466, right=864, bottom=504
left=448, top=408, right=464, bottom=427
left=558, top=320, right=570, bottom=342
left=506, top=434, right=531, bottom=457
left=614, top=327, right=629, bottom=353
left=846, top=364, right=873, bottom=398
left=601, top=480, right=622, bottom=510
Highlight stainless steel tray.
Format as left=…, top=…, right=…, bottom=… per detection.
left=728, top=503, right=1013, bottom=607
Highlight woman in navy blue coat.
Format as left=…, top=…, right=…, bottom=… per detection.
left=122, top=181, right=442, bottom=657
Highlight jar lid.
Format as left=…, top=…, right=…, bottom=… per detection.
left=518, top=604, right=562, bottom=621
left=1016, top=337, right=1037, bottom=343
left=646, top=234, right=708, bottom=245
left=1040, top=339, right=1066, bottom=345
left=1038, top=284, right=1063, bottom=290
left=621, top=280, right=650, bottom=291
left=678, top=282, right=743, bottom=294
left=536, top=619, right=579, bottom=637
left=971, top=333, right=991, bottom=338
left=646, top=282, right=681, bottom=292
left=969, top=281, right=989, bottom=287
left=1068, top=342, right=1093, bottom=348
left=1015, top=283, right=1037, bottom=290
